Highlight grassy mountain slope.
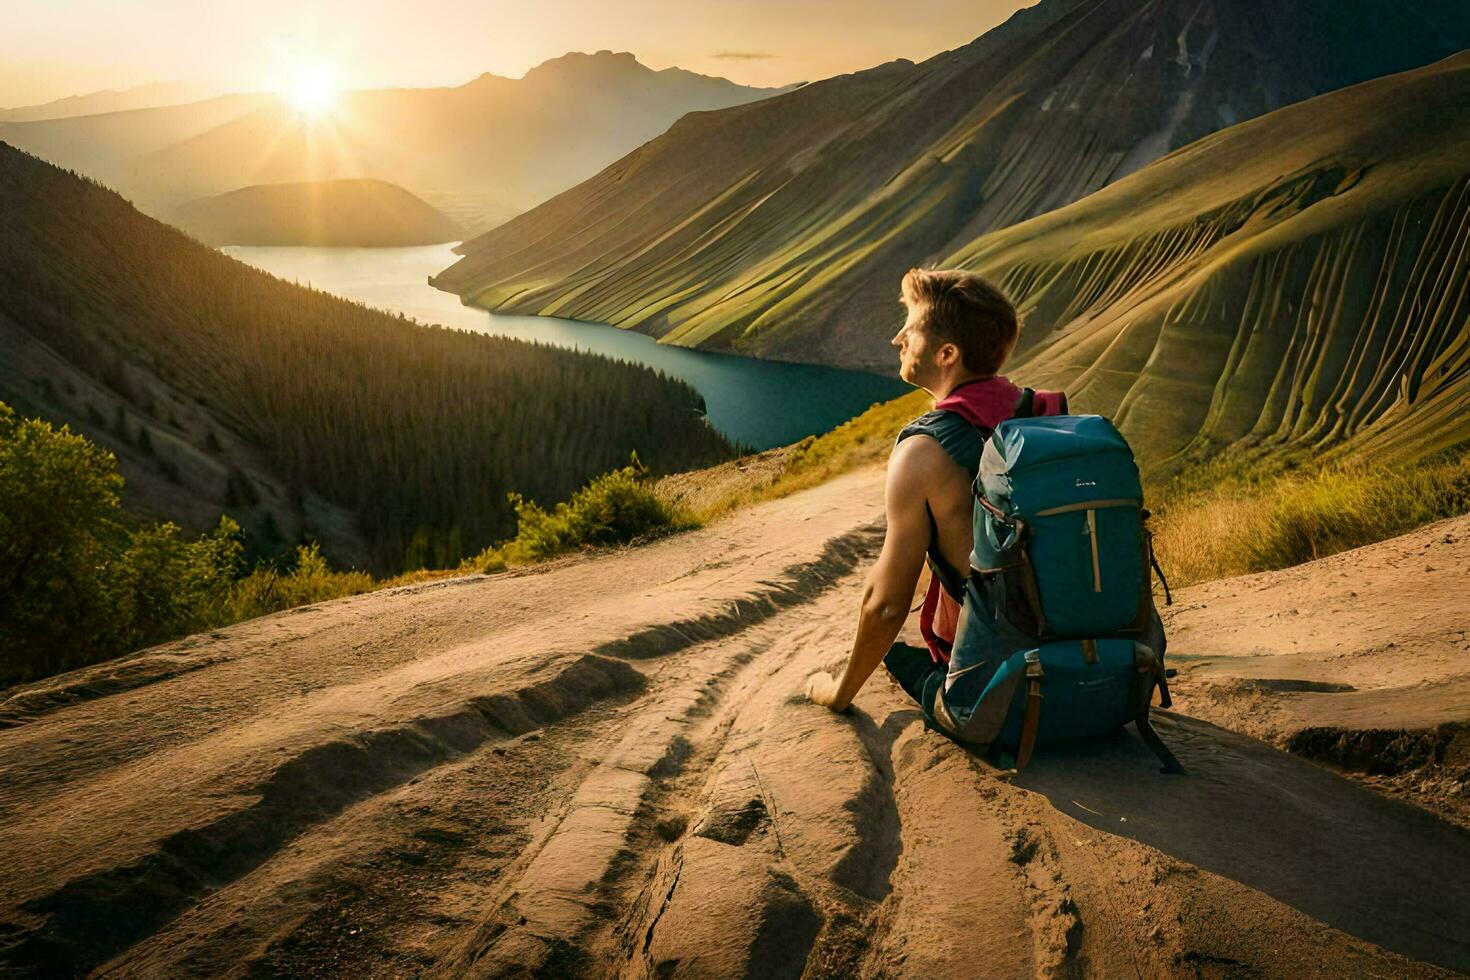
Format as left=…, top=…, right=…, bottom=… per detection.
left=3, top=52, right=788, bottom=235
left=948, top=53, right=1470, bottom=465
left=0, top=142, right=732, bottom=573
left=433, top=0, right=1469, bottom=371
left=172, top=178, right=465, bottom=246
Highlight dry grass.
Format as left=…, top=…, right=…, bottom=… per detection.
left=671, top=388, right=1470, bottom=591
left=1151, top=449, right=1470, bottom=588
left=1150, top=494, right=1263, bottom=588
left=675, top=389, right=930, bottom=521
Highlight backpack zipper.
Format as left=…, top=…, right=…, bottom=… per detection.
left=1087, top=508, right=1102, bottom=592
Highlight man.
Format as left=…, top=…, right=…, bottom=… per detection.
left=805, top=267, right=1043, bottom=716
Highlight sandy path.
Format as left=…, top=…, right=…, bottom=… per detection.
left=1164, top=513, right=1470, bottom=829
left=0, top=467, right=1467, bottom=977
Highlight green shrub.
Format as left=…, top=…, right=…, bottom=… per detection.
left=465, top=457, right=695, bottom=572
left=109, top=517, right=242, bottom=651
left=0, top=402, right=245, bottom=684
left=226, top=542, right=374, bottom=621
left=0, top=402, right=126, bottom=681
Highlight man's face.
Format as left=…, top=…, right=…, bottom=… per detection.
left=892, top=300, right=945, bottom=388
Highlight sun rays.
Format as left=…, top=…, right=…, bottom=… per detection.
left=241, top=52, right=391, bottom=190
left=284, top=63, right=337, bottom=118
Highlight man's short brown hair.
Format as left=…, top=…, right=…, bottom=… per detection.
left=901, top=268, right=1019, bottom=377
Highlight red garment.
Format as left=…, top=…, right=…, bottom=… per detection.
left=933, top=376, right=1022, bottom=431
left=915, top=378, right=1064, bottom=663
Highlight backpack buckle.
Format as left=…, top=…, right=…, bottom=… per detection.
left=1024, top=648, right=1044, bottom=679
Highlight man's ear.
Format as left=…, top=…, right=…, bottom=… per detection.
left=937, top=342, right=962, bottom=369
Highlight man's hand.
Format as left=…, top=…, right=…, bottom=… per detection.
left=805, top=671, right=847, bottom=711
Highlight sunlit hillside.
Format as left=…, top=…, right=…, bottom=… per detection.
left=0, top=93, right=272, bottom=183
left=951, top=53, right=1470, bottom=466
left=433, top=0, right=1469, bottom=368
left=0, top=81, right=220, bottom=122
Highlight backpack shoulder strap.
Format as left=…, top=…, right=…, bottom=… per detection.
left=1012, top=387, right=1037, bottom=420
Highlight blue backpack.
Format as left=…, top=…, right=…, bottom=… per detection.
left=933, top=414, right=1182, bottom=773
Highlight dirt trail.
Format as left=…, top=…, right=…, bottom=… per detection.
left=1, top=467, right=1467, bottom=977
left=1163, top=513, right=1470, bottom=829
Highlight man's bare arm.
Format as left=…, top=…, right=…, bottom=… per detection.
left=807, top=439, right=935, bottom=711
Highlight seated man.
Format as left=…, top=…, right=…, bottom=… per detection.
left=805, top=267, right=1034, bottom=718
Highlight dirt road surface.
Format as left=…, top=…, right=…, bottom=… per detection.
left=2, top=467, right=1467, bottom=977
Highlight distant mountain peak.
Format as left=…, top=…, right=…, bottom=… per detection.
left=523, top=50, right=649, bottom=83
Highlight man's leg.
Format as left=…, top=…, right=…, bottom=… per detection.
left=883, top=641, right=937, bottom=700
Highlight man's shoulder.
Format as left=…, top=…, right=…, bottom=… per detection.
left=897, top=409, right=962, bottom=440
left=889, top=424, right=958, bottom=481
left=896, top=409, right=984, bottom=473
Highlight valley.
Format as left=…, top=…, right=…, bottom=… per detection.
left=0, top=143, right=733, bottom=574
left=434, top=0, right=1469, bottom=378
left=223, top=243, right=908, bottom=451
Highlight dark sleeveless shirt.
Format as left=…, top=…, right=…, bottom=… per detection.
left=897, top=410, right=987, bottom=473
left=895, top=410, right=988, bottom=600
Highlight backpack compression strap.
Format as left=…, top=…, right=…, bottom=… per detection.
left=1014, top=650, right=1045, bottom=772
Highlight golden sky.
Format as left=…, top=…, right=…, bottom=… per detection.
left=2, top=0, right=1032, bottom=106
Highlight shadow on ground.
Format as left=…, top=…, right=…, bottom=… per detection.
left=1015, top=713, right=1470, bottom=973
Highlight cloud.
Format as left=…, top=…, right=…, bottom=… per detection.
left=711, top=51, right=775, bottom=61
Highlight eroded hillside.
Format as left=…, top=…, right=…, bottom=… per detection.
left=951, top=53, right=1470, bottom=464
left=434, top=0, right=1469, bottom=370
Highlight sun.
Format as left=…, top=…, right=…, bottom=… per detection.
left=284, top=64, right=338, bottom=118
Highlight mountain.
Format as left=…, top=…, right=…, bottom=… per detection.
left=0, top=142, right=732, bottom=572
left=946, top=53, right=1470, bottom=465
left=432, top=0, right=1470, bottom=371
left=0, top=94, right=273, bottom=186
left=172, top=179, right=465, bottom=246
left=0, top=81, right=221, bottom=122
left=0, top=52, right=791, bottom=235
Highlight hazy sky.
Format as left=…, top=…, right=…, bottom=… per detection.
left=2, top=0, right=1033, bottom=106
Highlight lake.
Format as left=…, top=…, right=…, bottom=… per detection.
left=223, top=244, right=911, bottom=450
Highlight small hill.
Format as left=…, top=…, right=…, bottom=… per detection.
left=0, top=52, right=790, bottom=234
left=173, top=179, right=465, bottom=246
left=947, top=52, right=1470, bottom=465
left=432, top=0, right=1469, bottom=371
left=0, top=142, right=732, bottom=573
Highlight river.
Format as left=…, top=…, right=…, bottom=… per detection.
left=223, top=244, right=910, bottom=450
